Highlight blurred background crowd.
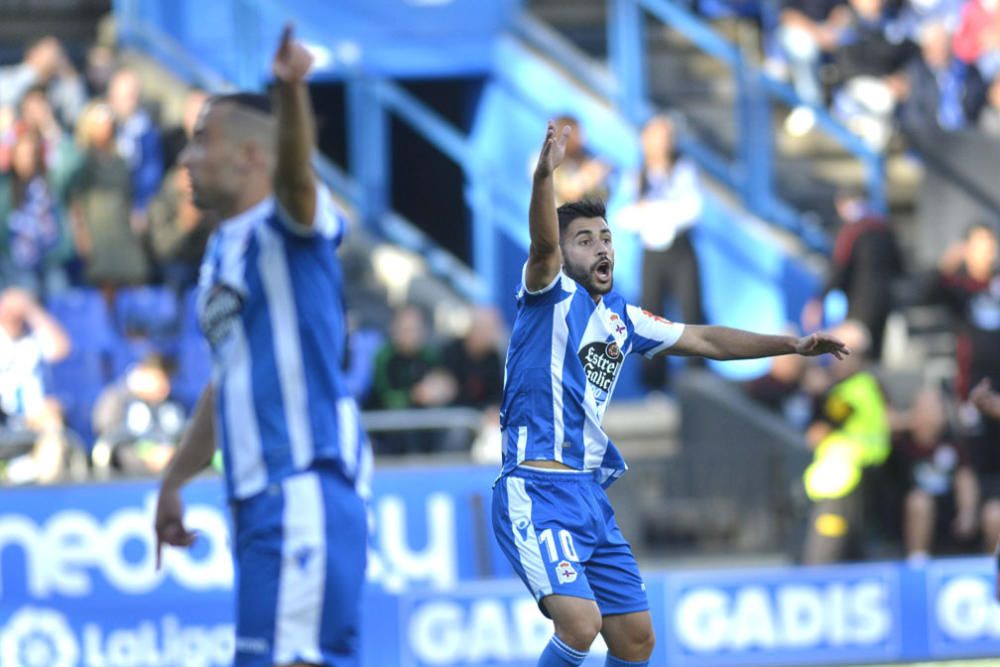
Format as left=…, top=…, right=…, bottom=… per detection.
left=2, top=0, right=1000, bottom=570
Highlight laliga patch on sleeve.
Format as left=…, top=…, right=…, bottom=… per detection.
left=556, top=560, right=578, bottom=584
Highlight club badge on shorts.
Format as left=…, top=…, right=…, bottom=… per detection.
left=556, top=560, right=578, bottom=584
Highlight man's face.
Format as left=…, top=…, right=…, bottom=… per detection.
left=180, top=102, right=245, bottom=211
left=561, top=216, right=615, bottom=297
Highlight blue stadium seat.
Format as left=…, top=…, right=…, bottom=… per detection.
left=45, top=289, right=115, bottom=449
left=173, top=336, right=211, bottom=412
left=114, top=286, right=179, bottom=339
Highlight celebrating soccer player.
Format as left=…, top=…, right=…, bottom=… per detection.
left=491, top=120, right=849, bottom=667
left=153, top=26, right=372, bottom=667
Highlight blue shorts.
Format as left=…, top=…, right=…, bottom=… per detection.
left=232, top=465, right=367, bottom=667
left=492, top=466, right=648, bottom=617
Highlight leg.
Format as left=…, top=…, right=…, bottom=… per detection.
left=670, top=232, right=705, bottom=326
left=981, top=499, right=1000, bottom=553
left=585, top=490, right=654, bottom=664
left=777, top=26, right=822, bottom=105
left=492, top=472, right=603, bottom=665
left=802, top=497, right=852, bottom=565
left=640, top=248, right=669, bottom=391
left=541, top=594, right=603, bottom=655
left=601, top=611, right=655, bottom=664
left=903, top=489, right=936, bottom=558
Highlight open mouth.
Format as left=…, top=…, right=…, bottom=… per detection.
left=593, top=259, right=612, bottom=282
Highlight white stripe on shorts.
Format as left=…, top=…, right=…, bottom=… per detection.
left=506, top=476, right=552, bottom=600
left=274, top=472, right=327, bottom=665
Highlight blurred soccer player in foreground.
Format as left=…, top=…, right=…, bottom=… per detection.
left=153, top=26, right=371, bottom=667
left=492, top=121, right=849, bottom=667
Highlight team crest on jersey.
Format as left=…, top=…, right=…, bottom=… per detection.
left=556, top=560, right=578, bottom=584
left=200, top=284, right=244, bottom=350
left=578, top=339, right=624, bottom=402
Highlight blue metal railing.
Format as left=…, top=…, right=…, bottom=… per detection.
left=115, top=5, right=493, bottom=302
left=609, top=0, right=886, bottom=234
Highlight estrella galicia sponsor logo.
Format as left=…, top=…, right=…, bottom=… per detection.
left=1, top=607, right=78, bottom=667
left=199, top=284, right=243, bottom=350
left=578, top=339, right=623, bottom=401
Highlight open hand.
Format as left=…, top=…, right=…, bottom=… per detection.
left=794, top=332, right=849, bottom=359
left=272, top=24, right=314, bottom=85
left=534, top=120, right=572, bottom=180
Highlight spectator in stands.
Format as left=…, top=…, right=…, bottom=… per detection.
left=15, top=86, right=82, bottom=202
left=366, top=305, right=455, bottom=454
left=69, top=101, right=149, bottom=299
left=743, top=341, right=828, bottom=428
left=977, top=72, right=1000, bottom=136
left=91, top=354, right=186, bottom=477
left=551, top=115, right=611, bottom=206
left=108, top=67, right=163, bottom=213
left=618, top=114, right=705, bottom=392
left=0, top=288, right=82, bottom=485
left=801, top=320, right=890, bottom=564
left=147, top=90, right=212, bottom=293
left=899, top=21, right=988, bottom=138
left=952, top=0, right=1000, bottom=81
left=0, top=126, right=66, bottom=296
left=930, top=227, right=1000, bottom=555
left=897, top=386, right=979, bottom=559
left=832, top=0, right=914, bottom=148
left=804, top=188, right=904, bottom=358
left=84, top=44, right=116, bottom=98
left=442, top=306, right=505, bottom=457
left=932, top=222, right=1000, bottom=400
left=443, top=306, right=505, bottom=410
left=969, top=377, right=1000, bottom=553
left=0, top=36, right=86, bottom=128
left=161, top=88, right=209, bottom=172
left=777, top=0, right=852, bottom=134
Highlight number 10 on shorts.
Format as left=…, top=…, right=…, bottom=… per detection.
left=538, top=528, right=580, bottom=562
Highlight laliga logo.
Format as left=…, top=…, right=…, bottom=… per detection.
left=0, top=607, right=78, bottom=667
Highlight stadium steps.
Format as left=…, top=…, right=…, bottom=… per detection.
left=527, top=0, right=921, bottom=237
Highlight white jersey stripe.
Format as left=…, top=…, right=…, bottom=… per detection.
left=225, top=325, right=267, bottom=499
left=506, top=476, right=552, bottom=600
left=273, top=472, right=326, bottom=664
left=257, top=225, right=314, bottom=470
left=515, top=425, right=528, bottom=465
left=337, top=397, right=359, bottom=477
left=550, top=296, right=572, bottom=462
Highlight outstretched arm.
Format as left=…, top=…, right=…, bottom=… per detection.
left=525, top=121, right=571, bottom=292
left=668, top=324, right=849, bottom=361
left=272, top=24, right=318, bottom=227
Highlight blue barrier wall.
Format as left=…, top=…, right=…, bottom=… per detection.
left=2, top=468, right=999, bottom=666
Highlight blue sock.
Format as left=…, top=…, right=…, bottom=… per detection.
left=604, top=655, right=649, bottom=667
left=538, top=635, right=588, bottom=666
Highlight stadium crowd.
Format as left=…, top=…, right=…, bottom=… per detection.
left=1, top=19, right=1000, bottom=568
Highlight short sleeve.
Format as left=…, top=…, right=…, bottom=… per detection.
left=625, top=304, right=685, bottom=358
left=272, top=185, right=347, bottom=244
left=516, top=262, right=575, bottom=307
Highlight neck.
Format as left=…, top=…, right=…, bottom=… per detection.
left=218, top=184, right=271, bottom=222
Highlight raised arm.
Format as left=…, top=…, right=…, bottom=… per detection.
left=668, top=324, right=848, bottom=361
left=525, top=121, right=571, bottom=292
left=271, top=24, right=317, bottom=227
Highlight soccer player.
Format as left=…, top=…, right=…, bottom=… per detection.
left=492, top=121, right=849, bottom=667
left=153, top=26, right=371, bottom=667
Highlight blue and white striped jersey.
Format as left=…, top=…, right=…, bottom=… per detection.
left=500, top=267, right=685, bottom=486
left=197, top=187, right=372, bottom=502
